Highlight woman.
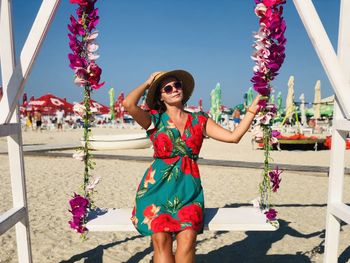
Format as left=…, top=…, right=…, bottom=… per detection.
left=123, top=70, right=260, bottom=263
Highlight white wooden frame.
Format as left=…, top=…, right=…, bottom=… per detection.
left=293, top=0, right=350, bottom=262
left=0, top=1, right=60, bottom=262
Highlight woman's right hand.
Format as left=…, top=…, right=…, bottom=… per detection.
left=145, top=71, right=162, bottom=87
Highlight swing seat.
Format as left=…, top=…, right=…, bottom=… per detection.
left=86, top=207, right=278, bottom=232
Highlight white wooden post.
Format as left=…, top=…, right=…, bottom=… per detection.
left=0, top=1, right=32, bottom=261
left=293, top=0, right=350, bottom=262
left=0, top=1, right=61, bottom=262
left=0, top=0, right=61, bottom=124
left=324, top=0, right=350, bottom=261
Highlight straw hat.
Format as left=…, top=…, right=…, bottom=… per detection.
left=146, top=70, right=194, bottom=110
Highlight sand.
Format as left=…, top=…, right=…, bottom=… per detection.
left=1, top=128, right=350, bottom=263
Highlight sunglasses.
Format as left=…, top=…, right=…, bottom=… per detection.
left=161, top=81, right=183, bottom=94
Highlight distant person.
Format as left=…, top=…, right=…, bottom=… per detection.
left=232, top=108, right=241, bottom=129
left=34, top=110, right=42, bottom=132
left=56, top=108, right=65, bottom=131
left=25, top=111, right=33, bottom=131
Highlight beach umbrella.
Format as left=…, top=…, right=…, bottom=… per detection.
left=284, top=76, right=295, bottom=121
left=90, top=100, right=109, bottom=114
left=299, top=93, right=307, bottom=126
left=276, top=91, right=283, bottom=115
left=114, top=92, right=125, bottom=120
left=80, top=99, right=109, bottom=114
left=320, top=95, right=334, bottom=117
left=108, top=88, right=115, bottom=120
left=246, top=87, right=254, bottom=107
left=313, top=80, right=321, bottom=119
left=28, top=93, right=74, bottom=114
left=210, top=83, right=222, bottom=123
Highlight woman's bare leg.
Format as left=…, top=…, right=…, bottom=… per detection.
left=175, top=229, right=197, bottom=263
left=151, top=232, right=175, bottom=263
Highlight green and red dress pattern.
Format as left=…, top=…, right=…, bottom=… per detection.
left=130, top=110, right=209, bottom=236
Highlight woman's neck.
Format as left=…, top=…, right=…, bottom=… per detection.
left=165, top=105, right=185, bottom=119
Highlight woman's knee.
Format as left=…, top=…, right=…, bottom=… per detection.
left=176, top=229, right=197, bottom=252
left=152, top=232, right=173, bottom=251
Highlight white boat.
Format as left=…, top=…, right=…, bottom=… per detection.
left=81, top=133, right=152, bottom=150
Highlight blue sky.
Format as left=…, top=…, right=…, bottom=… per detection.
left=4, top=0, right=340, bottom=110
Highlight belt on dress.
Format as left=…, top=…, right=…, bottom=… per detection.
left=155, top=154, right=199, bottom=161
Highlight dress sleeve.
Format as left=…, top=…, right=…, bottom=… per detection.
left=197, top=111, right=210, bottom=131
left=146, top=110, right=160, bottom=138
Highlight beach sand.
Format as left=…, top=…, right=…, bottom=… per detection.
left=1, top=128, right=350, bottom=262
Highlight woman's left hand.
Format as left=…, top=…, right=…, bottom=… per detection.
left=248, top=95, right=262, bottom=115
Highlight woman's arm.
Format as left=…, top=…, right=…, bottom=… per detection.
left=205, top=96, right=261, bottom=143
left=122, top=72, right=161, bottom=129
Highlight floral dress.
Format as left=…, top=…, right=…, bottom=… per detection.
left=130, top=110, right=209, bottom=236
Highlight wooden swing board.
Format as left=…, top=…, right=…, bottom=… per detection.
left=86, top=207, right=277, bottom=232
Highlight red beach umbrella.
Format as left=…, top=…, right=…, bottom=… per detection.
left=28, top=93, right=74, bottom=114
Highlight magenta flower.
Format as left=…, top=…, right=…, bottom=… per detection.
left=70, top=0, right=89, bottom=5
left=87, top=62, right=105, bottom=89
left=269, top=166, right=282, bottom=192
left=271, top=130, right=281, bottom=138
left=68, top=54, right=87, bottom=69
left=68, top=15, right=85, bottom=36
left=69, top=193, right=89, bottom=208
left=68, top=37, right=83, bottom=54
left=86, top=8, right=99, bottom=31
left=264, top=208, right=277, bottom=220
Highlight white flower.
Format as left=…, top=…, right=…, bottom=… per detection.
left=73, top=151, right=85, bottom=161
left=87, top=30, right=99, bottom=41
left=87, top=176, right=101, bottom=191
left=250, top=196, right=261, bottom=208
left=87, top=43, right=99, bottom=52
left=73, top=103, right=86, bottom=117
left=255, top=112, right=276, bottom=125
left=88, top=53, right=100, bottom=61
left=74, top=76, right=87, bottom=87
left=255, top=3, right=267, bottom=17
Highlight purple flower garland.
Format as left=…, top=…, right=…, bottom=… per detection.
left=67, top=0, right=104, bottom=238
left=251, top=0, right=286, bottom=225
